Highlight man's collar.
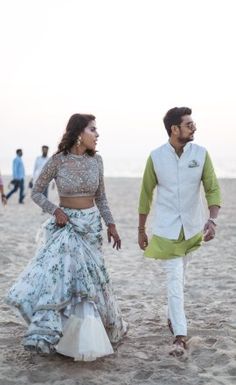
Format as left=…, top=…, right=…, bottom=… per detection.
left=167, top=141, right=191, bottom=153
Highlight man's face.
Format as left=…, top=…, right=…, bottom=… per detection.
left=42, top=146, right=48, bottom=157
left=176, top=115, right=196, bottom=144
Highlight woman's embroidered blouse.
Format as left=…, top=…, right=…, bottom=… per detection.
left=31, top=152, right=114, bottom=225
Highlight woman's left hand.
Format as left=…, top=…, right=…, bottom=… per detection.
left=107, top=224, right=121, bottom=250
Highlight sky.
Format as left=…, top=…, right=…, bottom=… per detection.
left=0, top=0, right=235, bottom=176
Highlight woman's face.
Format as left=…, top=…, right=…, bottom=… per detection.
left=80, top=120, right=99, bottom=151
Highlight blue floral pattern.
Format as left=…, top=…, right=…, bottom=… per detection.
left=6, top=207, right=127, bottom=351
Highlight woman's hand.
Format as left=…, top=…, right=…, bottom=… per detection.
left=54, top=208, right=69, bottom=227
left=107, top=224, right=121, bottom=250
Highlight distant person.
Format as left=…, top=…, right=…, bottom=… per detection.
left=138, top=107, right=221, bottom=356
left=6, top=113, right=127, bottom=359
left=6, top=149, right=25, bottom=204
left=29, top=145, right=49, bottom=197
left=0, top=172, right=7, bottom=205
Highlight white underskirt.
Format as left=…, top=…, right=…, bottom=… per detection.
left=56, top=301, right=114, bottom=361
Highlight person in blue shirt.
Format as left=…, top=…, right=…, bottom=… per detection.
left=6, top=149, right=25, bottom=204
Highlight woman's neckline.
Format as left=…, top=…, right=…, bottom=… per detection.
left=68, top=152, right=88, bottom=159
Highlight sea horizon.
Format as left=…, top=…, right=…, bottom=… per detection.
left=1, top=155, right=236, bottom=179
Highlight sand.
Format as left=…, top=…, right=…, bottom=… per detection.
left=0, top=177, right=236, bottom=385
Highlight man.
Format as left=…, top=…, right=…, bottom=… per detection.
left=6, top=149, right=25, bottom=204
left=138, top=107, right=221, bottom=356
left=30, top=145, right=49, bottom=197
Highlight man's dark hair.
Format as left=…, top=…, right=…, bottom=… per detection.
left=163, top=107, right=192, bottom=137
left=16, top=149, right=22, bottom=155
left=42, top=145, right=49, bottom=149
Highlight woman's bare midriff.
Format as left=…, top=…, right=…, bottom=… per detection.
left=59, top=196, right=95, bottom=209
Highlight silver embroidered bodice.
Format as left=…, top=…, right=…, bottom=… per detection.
left=31, top=152, right=114, bottom=225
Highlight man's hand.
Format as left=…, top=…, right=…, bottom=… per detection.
left=138, top=230, right=148, bottom=250
left=107, top=224, right=121, bottom=250
left=203, top=220, right=216, bottom=242
left=54, top=208, right=69, bottom=227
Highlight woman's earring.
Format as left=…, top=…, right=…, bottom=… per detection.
left=76, top=136, right=81, bottom=147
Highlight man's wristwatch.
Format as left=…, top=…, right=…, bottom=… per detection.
left=208, top=217, right=217, bottom=226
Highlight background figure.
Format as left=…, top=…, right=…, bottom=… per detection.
left=6, top=149, right=25, bottom=204
left=30, top=145, right=49, bottom=197
left=138, top=107, right=221, bottom=356
left=0, top=172, right=7, bottom=205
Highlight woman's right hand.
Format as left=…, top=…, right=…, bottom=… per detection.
left=54, top=208, right=69, bottom=227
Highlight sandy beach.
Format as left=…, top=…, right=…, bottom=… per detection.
left=0, top=177, right=235, bottom=385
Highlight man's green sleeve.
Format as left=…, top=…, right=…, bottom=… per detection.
left=139, top=155, right=158, bottom=214
left=202, top=151, right=221, bottom=207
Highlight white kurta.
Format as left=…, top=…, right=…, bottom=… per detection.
left=33, top=156, right=49, bottom=183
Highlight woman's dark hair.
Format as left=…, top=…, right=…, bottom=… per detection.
left=163, top=107, right=192, bottom=137
left=56, top=113, right=96, bottom=156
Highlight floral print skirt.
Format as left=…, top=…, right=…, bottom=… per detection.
left=6, top=207, right=127, bottom=361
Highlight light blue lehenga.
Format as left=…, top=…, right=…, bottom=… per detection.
left=6, top=207, right=127, bottom=361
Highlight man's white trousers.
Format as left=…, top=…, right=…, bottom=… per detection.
left=164, top=256, right=190, bottom=336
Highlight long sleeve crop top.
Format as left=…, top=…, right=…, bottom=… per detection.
left=31, top=152, right=115, bottom=225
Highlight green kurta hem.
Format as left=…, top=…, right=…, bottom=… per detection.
left=144, top=228, right=203, bottom=260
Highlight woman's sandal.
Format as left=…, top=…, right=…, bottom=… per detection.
left=169, top=336, right=187, bottom=357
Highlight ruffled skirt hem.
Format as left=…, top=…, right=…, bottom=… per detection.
left=56, top=314, right=114, bottom=361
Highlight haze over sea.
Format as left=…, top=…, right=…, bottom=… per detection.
left=1, top=154, right=236, bottom=179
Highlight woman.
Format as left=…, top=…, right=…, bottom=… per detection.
left=6, top=114, right=127, bottom=360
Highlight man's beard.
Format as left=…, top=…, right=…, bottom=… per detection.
left=178, top=135, right=194, bottom=145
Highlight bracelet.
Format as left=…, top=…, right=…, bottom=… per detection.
left=208, top=217, right=217, bottom=226
left=138, top=226, right=146, bottom=232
